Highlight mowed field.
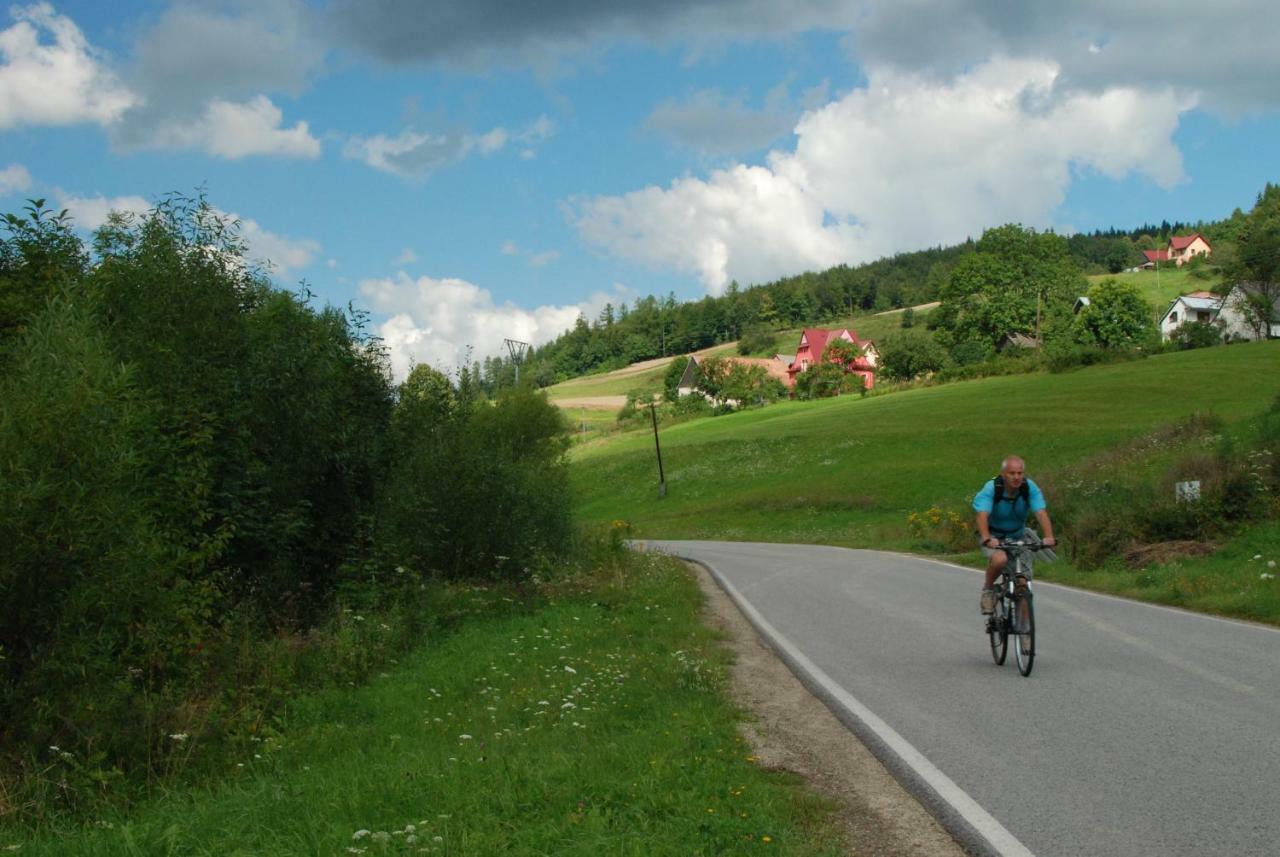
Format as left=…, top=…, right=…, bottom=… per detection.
left=570, top=341, right=1279, bottom=549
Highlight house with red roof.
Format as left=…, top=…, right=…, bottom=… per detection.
left=786, top=328, right=879, bottom=391
left=1140, top=232, right=1212, bottom=269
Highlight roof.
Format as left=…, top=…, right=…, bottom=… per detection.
left=1143, top=249, right=1170, bottom=262
left=1170, top=232, right=1210, bottom=250
left=798, top=327, right=831, bottom=357
left=999, top=332, right=1041, bottom=350
left=677, top=355, right=700, bottom=389
left=729, top=357, right=792, bottom=385
left=1174, top=293, right=1223, bottom=312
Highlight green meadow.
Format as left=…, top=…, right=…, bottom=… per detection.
left=3, top=554, right=842, bottom=856
left=571, top=342, right=1280, bottom=621
left=1088, top=266, right=1221, bottom=318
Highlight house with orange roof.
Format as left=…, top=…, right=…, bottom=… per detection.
left=1141, top=232, right=1212, bottom=269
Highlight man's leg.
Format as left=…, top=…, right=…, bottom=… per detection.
left=980, top=547, right=1007, bottom=614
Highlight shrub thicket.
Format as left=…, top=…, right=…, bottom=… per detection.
left=1046, top=408, right=1280, bottom=568
left=0, top=196, right=574, bottom=806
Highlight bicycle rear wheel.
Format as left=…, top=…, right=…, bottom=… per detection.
left=989, top=599, right=1008, bottom=665
left=1014, top=591, right=1035, bottom=676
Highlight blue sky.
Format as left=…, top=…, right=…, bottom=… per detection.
left=2, top=1, right=1278, bottom=378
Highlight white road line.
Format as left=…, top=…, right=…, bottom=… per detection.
left=696, top=555, right=1036, bottom=857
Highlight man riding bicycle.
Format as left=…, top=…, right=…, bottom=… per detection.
left=974, top=455, right=1057, bottom=614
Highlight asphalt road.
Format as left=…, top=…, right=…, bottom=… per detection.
left=646, top=540, right=1280, bottom=857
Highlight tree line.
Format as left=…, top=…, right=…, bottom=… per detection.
left=0, top=196, right=572, bottom=803
left=476, top=212, right=1247, bottom=393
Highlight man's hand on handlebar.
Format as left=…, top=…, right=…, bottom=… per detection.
left=1042, top=537, right=1057, bottom=548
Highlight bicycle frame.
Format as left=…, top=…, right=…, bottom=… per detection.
left=988, top=539, right=1040, bottom=676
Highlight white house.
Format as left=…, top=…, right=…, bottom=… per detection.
left=1218, top=284, right=1280, bottom=340
left=1159, top=291, right=1222, bottom=341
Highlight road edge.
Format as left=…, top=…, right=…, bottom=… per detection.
left=681, top=552, right=1036, bottom=857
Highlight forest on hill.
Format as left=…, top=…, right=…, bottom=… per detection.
left=463, top=197, right=1261, bottom=394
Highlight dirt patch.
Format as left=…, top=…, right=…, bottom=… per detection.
left=690, top=562, right=965, bottom=856
left=551, top=395, right=628, bottom=410
left=1123, top=540, right=1218, bottom=568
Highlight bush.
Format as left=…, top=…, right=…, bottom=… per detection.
left=1073, top=278, right=1156, bottom=350
left=380, top=384, right=572, bottom=580
left=906, top=506, right=972, bottom=552
left=0, top=292, right=205, bottom=777
left=0, top=193, right=579, bottom=806
left=1046, top=411, right=1279, bottom=569
left=737, top=324, right=777, bottom=356
left=662, top=355, right=689, bottom=402
left=1044, top=340, right=1142, bottom=373
left=1172, top=321, right=1223, bottom=350
left=949, top=338, right=994, bottom=367
left=879, top=328, right=948, bottom=380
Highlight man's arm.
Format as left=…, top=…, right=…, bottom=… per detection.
left=975, top=511, right=995, bottom=547
left=1034, top=508, right=1056, bottom=546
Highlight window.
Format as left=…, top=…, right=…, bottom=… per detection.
left=1197, top=311, right=1210, bottom=322
left=1169, top=311, right=1178, bottom=323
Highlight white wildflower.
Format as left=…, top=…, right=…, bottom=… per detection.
left=458, top=734, right=473, bottom=740
left=169, top=733, right=189, bottom=742
left=564, top=665, right=577, bottom=674
left=352, top=830, right=371, bottom=840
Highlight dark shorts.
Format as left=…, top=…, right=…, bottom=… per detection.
left=980, top=529, right=1035, bottom=578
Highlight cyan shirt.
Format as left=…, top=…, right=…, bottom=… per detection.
left=973, top=477, right=1046, bottom=535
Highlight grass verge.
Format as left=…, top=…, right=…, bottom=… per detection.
left=2, top=550, right=844, bottom=856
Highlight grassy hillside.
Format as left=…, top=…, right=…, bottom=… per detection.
left=571, top=342, right=1278, bottom=547
left=1088, top=267, right=1222, bottom=317
left=545, top=305, right=934, bottom=406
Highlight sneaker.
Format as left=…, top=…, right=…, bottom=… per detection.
left=979, top=587, right=998, bottom=614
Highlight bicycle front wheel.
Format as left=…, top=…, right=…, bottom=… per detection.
left=1014, top=591, right=1035, bottom=676
left=989, top=601, right=1008, bottom=665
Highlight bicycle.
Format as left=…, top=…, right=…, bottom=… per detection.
left=986, top=539, right=1047, bottom=677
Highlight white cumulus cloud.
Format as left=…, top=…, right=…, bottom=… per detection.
left=576, top=57, right=1192, bottom=294
left=0, top=163, right=32, bottom=195
left=359, top=271, right=607, bottom=380
left=142, top=95, right=320, bottom=159
left=57, top=192, right=152, bottom=230
left=0, top=2, right=137, bottom=129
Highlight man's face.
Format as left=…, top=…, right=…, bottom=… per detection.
left=1002, top=460, right=1025, bottom=492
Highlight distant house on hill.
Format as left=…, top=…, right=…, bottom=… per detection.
left=998, top=332, right=1041, bottom=351
left=675, top=353, right=794, bottom=400
left=1140, top=232, right=1212, bottom=269
left=676, top=355, right=702, bottom=398
left=786, top=328, right=878, bottom=390
left=1159, top=290, right=1222, bottom=340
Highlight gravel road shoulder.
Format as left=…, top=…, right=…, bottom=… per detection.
left=690, top=561, right=966, bottom=857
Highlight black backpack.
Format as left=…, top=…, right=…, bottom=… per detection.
left=991, top=475, right=1030, bottom=510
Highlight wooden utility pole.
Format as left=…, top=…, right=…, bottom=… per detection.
left=649, top=402, right=666, bottom=498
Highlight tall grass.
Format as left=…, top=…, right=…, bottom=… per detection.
left=2, top=543, right=844, bottom=856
